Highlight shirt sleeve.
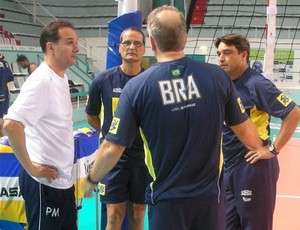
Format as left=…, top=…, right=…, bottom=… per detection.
left=4, top=61, right=14, bottom=82
left=85, top=75, right=102, bottom=116
left=251, top=76, right=296, bottom=119
left=105, top=82, right=139, bottom=147
left=224, top=78, right=249, bottom=126
left=5, top=78, right=49, bottom=127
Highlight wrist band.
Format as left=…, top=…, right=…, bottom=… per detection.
left=87, top=174, right=99, bottom=185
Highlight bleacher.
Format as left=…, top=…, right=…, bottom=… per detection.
left=0, top=0, right=106, bottom=108
left=0, top=1, right=42, bottom=46
left=0, top=0, right=118, bottom=45
left=0, top=0, right=118, bottom=72
left=188, top=0, right=300, bottom=40
left=0, top=25, right=22, bottom=47
left=3, top=0, right=300, bottom=46
left=0, top=48, right=92, bottom=111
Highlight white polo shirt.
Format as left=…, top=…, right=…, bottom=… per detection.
left=5, top=62, right=74, bottom=189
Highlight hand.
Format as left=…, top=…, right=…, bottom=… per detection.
left=82, top=178, right=96, bottom=198
left=244, top=146, right=275, bottom=164
left=29, top=162, right=58, bottom=183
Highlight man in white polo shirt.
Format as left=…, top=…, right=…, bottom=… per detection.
left=4, top=20, right=79, bottom=229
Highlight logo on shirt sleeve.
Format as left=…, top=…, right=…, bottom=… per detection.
left=237, top=97, right=245, bottom=113
left=109, top=117, right=120, bottom=135
left=99, top=183, right=106, bottom=196
left=276, top=93, right=292, bottom=107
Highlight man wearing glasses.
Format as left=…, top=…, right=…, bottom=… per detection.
left=85, top=27, right=147, bottom=230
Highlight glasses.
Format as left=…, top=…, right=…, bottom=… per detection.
left=121, top=40, right=144, bottom=49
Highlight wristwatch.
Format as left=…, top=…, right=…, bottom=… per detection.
left=269, top=143, right=279, bottom=155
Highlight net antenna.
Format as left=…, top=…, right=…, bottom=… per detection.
left=264, top=0, right=277, bottom=81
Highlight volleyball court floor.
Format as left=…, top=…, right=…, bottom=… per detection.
left=77, top=138, right=300, bottom=229
left=273, top=138, right=300, bottom=230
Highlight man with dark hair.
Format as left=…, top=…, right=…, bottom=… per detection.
left=82, top=6, right=266, bottom=230
left=4, top=20, right=79, bottom=229
left=86, top=27, right=147, bottom=230
left=16, top=54, right=38, bottom=75
left=215, top=33, right=300, bottom=230
left=0, top=53, right=14, bottom=137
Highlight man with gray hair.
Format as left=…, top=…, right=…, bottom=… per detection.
left=83, top=6, right=266, bottom=229
left=86, top=27, right=147, bottom=230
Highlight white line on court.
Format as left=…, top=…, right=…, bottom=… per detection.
left=276, top=195, right=300, bottom=199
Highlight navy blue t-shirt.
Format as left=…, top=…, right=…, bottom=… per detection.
left=0, top=58, right=14, bottom=102
left=222, top=67, right=296, bottom=167
left=85, top=66, right=145, bottom=168
left=106, top=57, right=248, bottom=204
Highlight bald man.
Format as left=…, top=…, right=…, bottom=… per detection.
left=82, top=5, right=266, bottom=230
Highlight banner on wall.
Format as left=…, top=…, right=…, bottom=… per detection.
left=106, top=11, right=142, bottom=69
left=0, top=128, right=99, bottom=225
left=73, top=128, right=99, bottom=201
left=250, top=49, right=295, bottom=82
left=0, top=136, right=26, bottom=224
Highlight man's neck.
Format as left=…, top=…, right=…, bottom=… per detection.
left=230, top=65, right=249, bottom=81
left=120, top=62, right=141, bottom=76
left=44, top=57, right=66, bottom=78
left=155, top=50, right=185, bottom=63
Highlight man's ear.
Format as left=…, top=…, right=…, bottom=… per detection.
left=149, top=35, right=156, bottom=51
left=242, top=50, right=248, bottom=59
left=46, top=42, right=54, bottom=54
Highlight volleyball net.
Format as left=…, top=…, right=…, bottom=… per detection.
left=186, top=0, right=300, bottom=83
